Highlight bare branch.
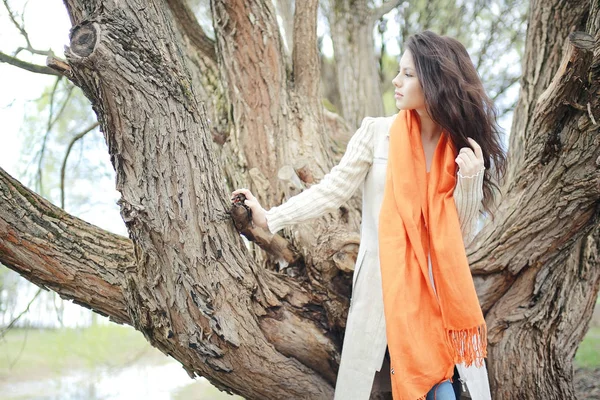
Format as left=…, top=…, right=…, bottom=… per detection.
left=15, top=46, right=54, bottom=57
left=498, top=98, right=518, bottom=119
left=491, top=75, right=521, bottom=102
left=165, top=0, right=216, bottom=63
left=370, top=0, right=401, bottom=22
left=0, top=51, right=62, bottom=76
left=36, top=78, right=73, bottom=194
left=36, top=77, right=61, bottom=193
left=475, top=13, right=501, bottom=71
left=0, top=288, right=42, bottom=339
left=293, top=0, right=320, bottom=99
left=2, top=0, right=32, bottom=49
left=60, top=122, right=100, bottom=209
left=2, top=0, right=56, bottom=59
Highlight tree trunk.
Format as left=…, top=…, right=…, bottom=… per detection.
left=324, top=0, right=387, bottom=130
left=55, top=0, right=344, bottom=398
left=210, top=0, right=364, bottom=335
left=0, top=0, right=598, bottom=399
left=471, top=0, right=600, bottom=398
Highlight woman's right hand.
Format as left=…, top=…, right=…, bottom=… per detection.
left=231, top=188, right=269, bottom=230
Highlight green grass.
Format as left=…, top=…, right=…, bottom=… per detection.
left=575, top=326, right=600, bottom=369
left=0, top=324, right=168, bottom=380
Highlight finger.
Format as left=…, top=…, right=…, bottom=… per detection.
left=467, top=137, right=484, bottom=161
left=461, top=149, right=485, bottom=171
left=232, top=188, right=255, bottom=201
left=456, top=153, right=471, bottom=164
left=232, top=188, right=249, bottom=195
left=455, top=157, right=466, bottom=170
left=244, top=199, right=260, bottom=210
left=459, top=153, right=480, bottom=172
left=457, top=154, right=477, bottom=172
left=459, top=147, right=478, bottom=164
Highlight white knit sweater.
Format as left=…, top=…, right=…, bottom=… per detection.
left=264, top=115, right=485, bottom=246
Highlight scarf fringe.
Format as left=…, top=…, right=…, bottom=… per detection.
left=447, top=324, right=488, bottom=368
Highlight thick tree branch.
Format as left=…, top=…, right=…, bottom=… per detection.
left=469, top=31, right=599, bottom=308
left=165, top=0, right=217, bottom=64
left=325, top=0, right=384, bottom=128
left=230, top=196, right=300, bottom=265
left=56, top=1, right=337, bottom=397
left=275, top=0, right=294, bottom=52
left=534, top=32, right=595, bottom=124
left=0, top=167, right=132, bottom=325
left=467, top=35, right=600, bottom=336
left=0, top=51, right=62, bottom=76
left=506, top=0, right=590, bottom=182
left=369, top=0, right=401, bottom=23
left=292, top=0, right=319, bottom=100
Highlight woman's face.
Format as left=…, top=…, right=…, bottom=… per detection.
left=392, top=50, right=426, bottom=111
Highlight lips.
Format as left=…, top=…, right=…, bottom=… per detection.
left=395, top=92, right=403, bottom=98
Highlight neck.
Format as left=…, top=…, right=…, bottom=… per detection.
left=415, top=108, right=442, bottom=141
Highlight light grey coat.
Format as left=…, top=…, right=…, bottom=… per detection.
left=266, top=115, right=491, bottom=400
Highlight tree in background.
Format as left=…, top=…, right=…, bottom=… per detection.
left=0, top=0, right=598, bottom=399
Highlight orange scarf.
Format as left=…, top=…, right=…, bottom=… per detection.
left=378, top=110, right=487, bottom=400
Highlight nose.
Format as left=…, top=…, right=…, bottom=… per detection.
left=392, top=74, right=402, bottom=88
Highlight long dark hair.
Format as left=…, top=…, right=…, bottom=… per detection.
left=406, top=30, right=506, bottom=216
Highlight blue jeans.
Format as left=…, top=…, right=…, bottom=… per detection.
left=426, top=379, right=456, bottom=400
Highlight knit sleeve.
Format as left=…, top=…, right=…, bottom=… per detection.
left=454, top=168, right=485, bottom=247
left=265, top=117, right=376, bottom=234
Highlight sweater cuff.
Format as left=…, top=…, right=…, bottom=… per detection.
left=455, top=168, right=485, bottom=246
left=457, top=168, right=485, bottom=196
left=265, top=207, right=286, bottom=234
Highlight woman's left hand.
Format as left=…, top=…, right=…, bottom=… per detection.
left=455, top=137, right=485, bottom=176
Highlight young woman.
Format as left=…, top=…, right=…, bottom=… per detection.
left=232, top=30, right=505, bottom=400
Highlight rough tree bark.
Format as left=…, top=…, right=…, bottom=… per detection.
left=49, top=0, right=343, bottom=398
left=323, top=0, right=401, bottom=130
left=0, top=0, right=599, bottom=399
left=470, top=0, right=600, bottom=398
left=210, top=0, right=364, bottom=331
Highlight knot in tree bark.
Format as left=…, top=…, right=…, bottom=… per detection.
left=69, top=22, right=98, bottom=58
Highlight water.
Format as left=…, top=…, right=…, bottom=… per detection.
left=0, top=361, right=230, bottom=400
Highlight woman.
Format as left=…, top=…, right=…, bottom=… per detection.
left=232, top=30, right=505, bottom=400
